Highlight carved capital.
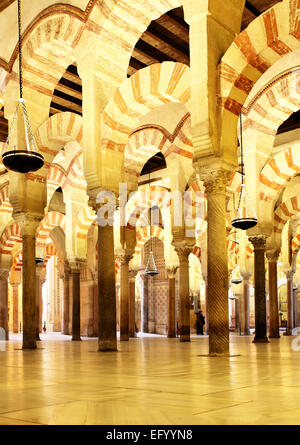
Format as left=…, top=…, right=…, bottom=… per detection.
left=69, top=258, right=85, bottom=273
left=115, top=251, right=132, bottom=265
left=286, top=269, right=294, bottom=281
left=174, top=245, right=193, bottom=262
left=14, top=213, right=43, bottom=236
left=241, top=271, right=252, bottom=281
left=266, top=249, right=280, bottom=263
left=166, top=266, right=178, bottom=279
left=248, top=235, right=267, bottom=250
left=129, top=267, right=139, bottom=281
left=200, top=168, right=232, bottom=195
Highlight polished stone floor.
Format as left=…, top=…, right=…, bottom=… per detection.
left=0, top=332, right=300, bottom=425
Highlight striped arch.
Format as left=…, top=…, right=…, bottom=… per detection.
left=35, top=112, right=82, bottom=164
left=0, top=181, right=12, bottom=216
left=135, top=225, right=164, bottom=257
left=260, top=144, right=300, bottom=204
left=43, top=243, right=57, bottom=267
left=8, top=13, right=82, bottom=122
left=102, top=62, right=190, bottom=153
left=292, top=230, right=300, bottom=254
left=12, top=249, right=23, bottom=272
left=124, top=114, right=193, bottom=178
left=126, top=186, right=170, bottom=228
left=0, top=221, right=22, bottom=255
left=274, top=196, right=300, bottom=234
left=219, top=0, right=300, bottom=156
left=76, top=207, right=96, bottom=241
left=36, top=211, right=66, bottom=249
left=47, top=164, right=67, bottom=204
left=63, top=152, right=87, bottom=194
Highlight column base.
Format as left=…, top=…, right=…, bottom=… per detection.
left=168, top=333, right=176, bottom=338
left=120, top=334, right=129, bottom=341
left=72, top=335, right=81, bottom=341
left=22, top=341, right=37, bottom=349
left=253, top=336, right=269, bottom=343
left=269, top=334, right=280, bottom=338
left=98, top=339, right=117, bottom=351
left=209, top=352, right=230, bottom=357
left=243, top=330, right=251, bottom=336
left=283, top=331, right=292, bottom=336
left=180, top=335, right=190, bottom=342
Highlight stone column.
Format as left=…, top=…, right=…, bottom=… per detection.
left=69, top=260, right=83, bottom=341
left=117, top=253, right=132, bottom=341
left=166, top=266, right=178, bottom=338
left=140, top=271, right=148, bottom=333
left=0, top=271, right=9, bottom=340
left=241, top=272, right=251, bottom=335
left=202, top=169, right=231, bottom=355
left=128, top=268, right=138, bottom=338
left=11, top=282, right=20, bottom=333
left=266, top=250, right=280, bottom=338
left=15, top=214, right=41, bottom=349
left=98, top=223, right=117, bottom=351
left=249, top=236, right=268, bottom=343
left=63, top=265, right=70, bottom=335
left=174, top=245, right=192, bottom=342
left=285, top=270, right=294, bottom=336
left=35, top=264, right=43, bottom=341
left=202, top=274, right=209, bottom=335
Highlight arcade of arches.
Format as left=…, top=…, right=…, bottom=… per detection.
left=0, top=0, right=300, bottom=426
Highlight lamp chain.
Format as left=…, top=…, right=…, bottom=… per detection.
left=18, top=0, right=23, bottom=99
left=240, top=113, right=244, bottom=184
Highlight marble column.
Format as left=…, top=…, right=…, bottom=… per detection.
left=285, top=270, right=294, bottom=336
left=118, top=253, right=132, bottom=341
left=93, top=278, right=98, bottom=337
left=249, top=236, right=269, bottom=343
left=140, top=271, right=148, bottom=333
left=174, top=245, right=192, bottom=342
left=241, top=273, right=251, bottom=335
left=202, top=170, right=231, bottom=355
left=98, top=224, right=117, bottom=351
left=11, top=282, right=20, bottom=333
left=63, top=265, right=70, bottom=335
left=16, top=214, right=41, bottom=349
left=69, top=261, right=83, bottom=341
left=128, top=268, right=138, bottom=338
left=35, top=264, right=43, bottom=341
left=0, top=271, right=9, bottom=340
left=266, top=250, right=280, bottom=338
left=202, top=274, right=209, bottom=335
left=166, top=266, right=177, bottom=338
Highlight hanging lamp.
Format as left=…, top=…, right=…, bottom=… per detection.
left=145, top=172, right=158, bottom=277
left=231, top=113, right=257, bottom=231
left=231, top=231, right=242, bottom=285
left=35, top=258, right=44, bottom=265
left=1, top=0, right=44, bottom=173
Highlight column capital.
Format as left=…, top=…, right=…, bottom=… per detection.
left=69, top=258, right=85, bottom=272
left=249, top=235, right=267, bottom=250
left=128, top=267, right=139, bottom=281
left=198, top=167, right=232, bottom=195
left=35, top=264, right=44, bottom=277
left=173, top=242, right=193, bottom=261
left=166, top=266, right=178, bottom=279
left=266, top=249, right=280, bottom=262
left=241, top=271, right=252, bottom=281
left=285, top=269, right=294, bottom=280
left=14, top=213, right=43, bottom=236
left=115, top=250, right=133, bottom=265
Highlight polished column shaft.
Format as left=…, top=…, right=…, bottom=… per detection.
left=63, top=267, right=70, bottom=335
left=0, top=271, right=9, bottom=340
left=267, top=251, right=280, bottom=338
left=166, top=267, right=177, bottom=338
left=249, top=236, right=268, bottom=343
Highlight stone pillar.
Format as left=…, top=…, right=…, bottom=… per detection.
left=93, top=277, right=98, bottom=336
left=249, top=236, right=268, bottom=343
left=63, top=265, right=70, bottom=335
left=241, top=273, right=251, bottom=335
left=11, top=282, right=20, bottom=333
left=166, top=266, right=178, bottom=338
left=266, top=250, right=280, bottom=338
left=202, top=274, right=209, bottom=335
left=140, top=271, right=148, bottom=333
left=69, top=260, right=83, bottom=341
left=202, top=169, right=231, bottom=355
left=117, top=253, right=132, bottom=341
left=128, top=268, right=138, bottom=338
left=285, top=270, right=294, bottom=336
left=35, top=264, right=43, bottom=341
left=98, top=224, right=117, bottom=351
left=174, top=245, right=192, bottom=342
left=15, top=214, right=41, bottom=349
left=0, top=271, right=9, bottom=340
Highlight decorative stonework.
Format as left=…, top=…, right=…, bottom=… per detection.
left=201, top=169, right=232, bottom=195
left=249, top=235, right=267, bottom=250
left=266, top=249, right=280, bottom=262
